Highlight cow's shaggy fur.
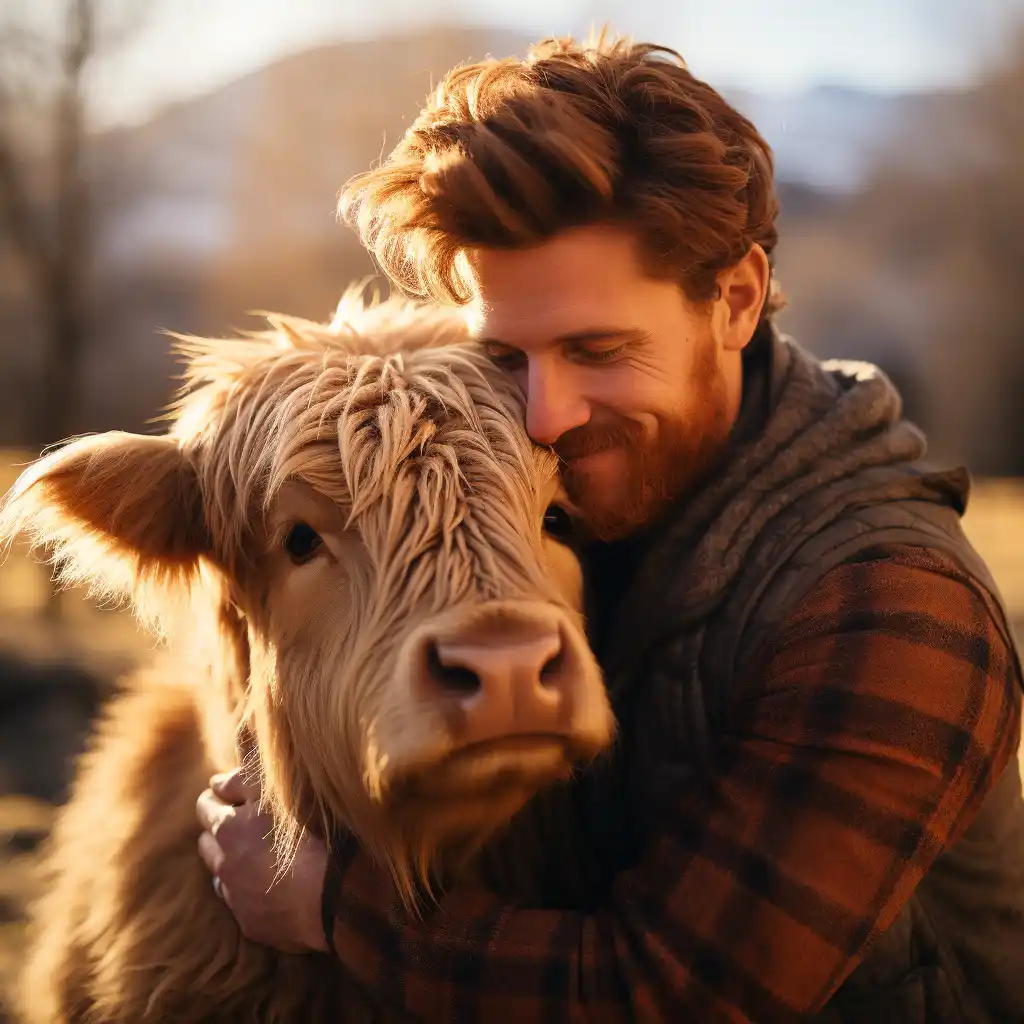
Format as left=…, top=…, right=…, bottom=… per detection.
left=1, top=288, right=613, bottom=1023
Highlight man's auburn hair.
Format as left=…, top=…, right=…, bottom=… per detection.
left=339, top=30, right=784, bottom=319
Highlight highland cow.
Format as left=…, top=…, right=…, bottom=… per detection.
left=1, top=290, right=615, bottom=1023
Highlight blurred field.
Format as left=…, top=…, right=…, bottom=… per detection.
left=0, top=453, right=1023, bottom=1018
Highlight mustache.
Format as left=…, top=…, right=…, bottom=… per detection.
left=551, top=422, right=644, bottom=461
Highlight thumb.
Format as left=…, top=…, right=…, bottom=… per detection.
left=210, top=766, right=261, bottom=806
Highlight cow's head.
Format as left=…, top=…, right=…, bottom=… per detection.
left=0, top=289, right=615, bottom=897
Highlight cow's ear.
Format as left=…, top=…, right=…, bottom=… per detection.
left=1, top=432, right=209, bottom=622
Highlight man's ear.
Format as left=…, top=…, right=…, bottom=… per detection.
left=714, top=243, right=771, bottom=353
left=0, top=432, right=209, bottom=623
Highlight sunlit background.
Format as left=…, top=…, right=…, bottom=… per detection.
left=2, top=1, right=1023, bottom=1011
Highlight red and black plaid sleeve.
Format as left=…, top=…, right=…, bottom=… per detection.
left=329, top=546, right=1022, bottom=1022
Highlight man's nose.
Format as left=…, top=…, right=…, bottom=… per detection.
left=525, top=362, right=589, bottom=446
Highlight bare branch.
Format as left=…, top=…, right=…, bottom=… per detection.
left=1, top=0, right=150, bottom=455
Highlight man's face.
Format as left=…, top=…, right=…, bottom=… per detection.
left=467, top=225, right=745, bottom=541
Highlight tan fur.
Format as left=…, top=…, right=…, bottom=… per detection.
left=1, top=286, right=613, bottom=1023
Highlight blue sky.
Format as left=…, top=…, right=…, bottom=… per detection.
left=83, top=0, right=1023, bottom=128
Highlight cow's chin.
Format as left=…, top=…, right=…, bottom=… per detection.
left=388, top=735, right=580, bottom=839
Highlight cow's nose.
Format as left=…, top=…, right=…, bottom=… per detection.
left=417, top=624, right=575, bottom=743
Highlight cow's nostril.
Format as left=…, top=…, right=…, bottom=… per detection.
left=539, top=643, right=564, bottom=685
left=426, top=641, right=481, bottom=696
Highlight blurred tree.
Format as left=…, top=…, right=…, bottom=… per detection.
left=0, top=0, right=146, bottom=448
left=0, top=0, right=93, bottom=448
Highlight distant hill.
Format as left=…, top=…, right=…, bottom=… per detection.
left=726, top=84, right=968, bottom=193
left=88, top=25, right=534, bottom=288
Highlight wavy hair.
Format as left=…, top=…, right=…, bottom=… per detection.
left=340, top=28, right=784, bottom=319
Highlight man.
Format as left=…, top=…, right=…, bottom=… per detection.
left=196, top=32, right=1024, bottom=1022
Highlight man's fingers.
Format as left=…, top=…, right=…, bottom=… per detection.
left=196, top=786, right=238, bottom=834
left=210, top=766, right=260, bottom=806
left=198, top=830, right=223, bottom=875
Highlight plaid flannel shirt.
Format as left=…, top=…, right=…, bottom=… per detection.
left=328, top=545, right=1022, bottom=1022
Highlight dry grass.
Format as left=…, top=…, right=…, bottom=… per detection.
left=1, top=451, right=1023, bottom=1017
left=960, top=478, right=1024, bottom=625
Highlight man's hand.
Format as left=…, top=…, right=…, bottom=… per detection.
left=196, top=767, right=329, bottom=955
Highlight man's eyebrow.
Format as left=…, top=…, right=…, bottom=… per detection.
left=558, top=327, right=647, bottom=343
left=481, top=327, right=647, bottom=349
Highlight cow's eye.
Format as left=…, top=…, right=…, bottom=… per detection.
left=542, top=505, right=574, bottom=540
left=284, top=522, right=323, bottom=564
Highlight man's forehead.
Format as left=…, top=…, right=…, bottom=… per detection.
left=470, top=295, right=640, bottom=348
